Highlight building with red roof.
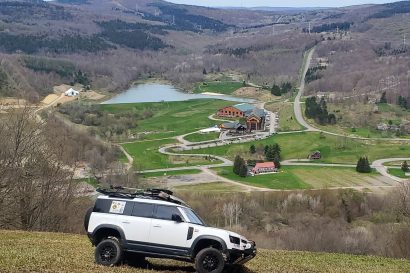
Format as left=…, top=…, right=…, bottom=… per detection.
left=251, top=162, right=277, bottom=175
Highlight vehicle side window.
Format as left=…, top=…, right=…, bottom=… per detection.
left=132, top=202, right=154, bottom=218
left=154, top=205, right=182, bottom=221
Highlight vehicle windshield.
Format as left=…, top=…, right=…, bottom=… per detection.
left=181, top=207, right=206, bottom=226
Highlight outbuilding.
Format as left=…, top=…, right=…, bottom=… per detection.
left=65, top=88, right=80, bottom=97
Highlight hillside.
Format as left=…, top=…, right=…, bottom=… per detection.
left=0, top=230, right=409, bottom=273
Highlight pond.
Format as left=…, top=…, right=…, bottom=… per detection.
left=101, top=83, right=255, bottom=104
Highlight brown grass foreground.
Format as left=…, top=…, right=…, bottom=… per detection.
left=0, top=230, right=409, bottom=273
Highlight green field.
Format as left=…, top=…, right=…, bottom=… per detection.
left=181, top=132, right=410, bottom=165
left=2, top=230, right=409, bottom=273
left=388, top=168, right=409, bottom=179
left=140, top=169, right=202, bottom=178
left=184, top=132, right=220, bottom=142
left=122, top=139, right=221, bottom=170
left=216, top=166, right=312, bottom=190
left=173, top=182, right=241, bottom=192
left=193, top=81, right=243, bottom=94
left=102, top=99, right=233, bottom=139
left=266, top=102, right=303, bottom=132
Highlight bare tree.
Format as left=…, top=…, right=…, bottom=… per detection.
left=0, top=107, right=76, bottom=230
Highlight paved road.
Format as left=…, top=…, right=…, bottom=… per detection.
left=294, top=48, right=319, bottom=132
left=372, top=158, right=410, bottom=182
left=293, top=47, right=410, bottom=142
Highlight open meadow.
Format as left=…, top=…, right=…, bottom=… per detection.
left=1, top=230, right=409, bottom=273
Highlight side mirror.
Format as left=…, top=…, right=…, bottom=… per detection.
left=172, top=214, right=183, bottom=222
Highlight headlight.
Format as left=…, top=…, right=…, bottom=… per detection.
left=229, top=235, right=240, bottom=245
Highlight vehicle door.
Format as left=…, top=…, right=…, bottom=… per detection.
left=148, top=205, right=191, bottom=255
left=122, top=202, right=154, bottom=246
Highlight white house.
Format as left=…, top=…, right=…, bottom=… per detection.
left=65, top=88, right=80, bottom=97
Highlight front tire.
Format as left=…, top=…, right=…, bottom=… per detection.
left=195, top=248, right=225, bottom=273
left=95, top=238, right=123, bottom=266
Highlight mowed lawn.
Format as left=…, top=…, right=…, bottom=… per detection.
left=193, top=81, right=243, bottom=94
left=184, top=132, right=220, bottom=142
left=122, top=139, right=222, bottom=170
left=141, top=169, right=202, bottom=178
left=2, top=230, right=409, bottom=273
left=215, top=166, right=384, bottom=190
left=215, top=167, right=312, bottom=190
left=388, top=168, right=410, bottom=179
left=102, top=99, right=233, bottom=139
left=182, top=132, right=410, bottom=165
left=173, top=182, right=244, bottom=193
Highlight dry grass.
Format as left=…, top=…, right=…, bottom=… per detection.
left=0, top=230, right=409, bottom=273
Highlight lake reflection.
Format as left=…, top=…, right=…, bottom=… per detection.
left=101, top=83, right=255, bottom=104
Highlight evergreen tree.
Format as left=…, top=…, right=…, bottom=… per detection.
left=356, top=156, right=371, bottom=173
left=265, top=146, right=275, bottom=161
left=202, top=68, right=207, bottom=75
left=249, top=144, right=256, bottom=154
left=238, top=160, right=248, bottom=177
left=402, top=161, right=409, bottom=172
left=271, top=84, right=282, bottom=96
left=233, top=155, right=242, bottom=175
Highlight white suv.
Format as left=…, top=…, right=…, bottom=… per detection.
left=84, top=187, right=256, bottom=273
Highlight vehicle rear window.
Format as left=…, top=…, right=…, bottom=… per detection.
left=93, top=199, right=133, bottom=215
left=132, top=202, right=154, bottom=218
left=154, top=205, right=182, bottom=221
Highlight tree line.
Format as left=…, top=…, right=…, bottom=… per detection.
left=303, top=22, right=352, bottom=33
left=271, top=82, right=293, bottom=96
left=305, top=97, right=336, bottom=125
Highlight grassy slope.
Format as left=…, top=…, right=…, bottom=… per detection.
left=184, top=132, right=220, bottom=142
left=182, top=132, right=410, bottom=164
left=216, top=166, right=312, bottom=190
left=122, top=139, right=221, bottom=170
left=265, top=102, right=303, bottom=132
left=1, top=230, right=409, bottom=273
left=215, top=166, right=381, bottom=190
left=192, top=81, right=243, bottom=94
left=102, top=99, right=233, bottom=139
left=141, top=169, right=202, bottom=178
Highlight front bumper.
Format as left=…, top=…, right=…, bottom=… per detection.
left=227, top=241, right=257, bottom=265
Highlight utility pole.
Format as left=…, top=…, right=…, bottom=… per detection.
left=308, top=22, right=311, bottom=34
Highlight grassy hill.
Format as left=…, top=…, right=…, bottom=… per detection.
left=0, top=230, right=409, bottom=273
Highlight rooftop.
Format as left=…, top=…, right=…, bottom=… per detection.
left=254, top=162, right=276, bottom=168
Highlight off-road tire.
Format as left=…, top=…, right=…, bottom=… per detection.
left=195, top=248, right=225, bottom=273
left=95, top=238, right=123, bottom=266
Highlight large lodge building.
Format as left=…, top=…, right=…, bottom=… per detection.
left=217, top=103, right=266, bottom=131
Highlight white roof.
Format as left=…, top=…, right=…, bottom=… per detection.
left=65, top=88, right=79, bottom=94
left=199, top=127, right=221, bottom=133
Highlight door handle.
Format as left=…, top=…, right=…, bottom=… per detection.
left=122, top=221, right=130, bottom=224
left=153, top=225, right=161, bottom=228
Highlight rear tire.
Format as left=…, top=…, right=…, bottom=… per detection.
left=195, top=248, right=225, bottom=273
left=95, top=238, right=123, bottom=266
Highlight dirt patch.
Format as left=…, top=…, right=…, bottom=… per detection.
left=80, top=91, right=105, bottom=101
left=41, top=94, right=60, bottom=105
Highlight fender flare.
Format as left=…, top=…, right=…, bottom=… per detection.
left=189, top=235, right=227, bottom=257
left=90, top=224, right=126, bottom=246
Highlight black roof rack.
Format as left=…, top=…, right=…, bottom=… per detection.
left=96, top=186, right=187, bottom=206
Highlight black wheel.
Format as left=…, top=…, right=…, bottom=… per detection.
left=195, top=248, right=225, bottom=273
left=95, top=238, right=123, bottom=266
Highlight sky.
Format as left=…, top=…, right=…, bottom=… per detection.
left=166, top=0, right=398, bottom=8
